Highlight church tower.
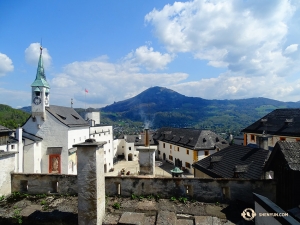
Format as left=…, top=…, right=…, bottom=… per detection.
left=31, top=46, right=50, bottom=119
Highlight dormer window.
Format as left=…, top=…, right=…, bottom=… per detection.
left=233, top=164, right=249, bottom=178
left=209, top=155, right=222, bottom=168
left=57, top=114, right=66, bottom=120
left=72, top=115, right=79, bottom=120
left=285, top=118, right=293, bottom=125
left=34, top=87, right=40, bottom=96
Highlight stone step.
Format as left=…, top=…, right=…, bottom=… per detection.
left=118, top=212, right=146, bottom=225
left=195, top=216, right=223, bottom=225
left=156, top=211, right=177, bottom=225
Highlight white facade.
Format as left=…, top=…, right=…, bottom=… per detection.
left=0, top=152, right=17, bottom=196
left=89, top=125, right=114, bottom=173
left=23, top=110, right=89, bottom=174
left=157, top=141, right=217, bottom=174
left=115, top=135, right=157, bottom=162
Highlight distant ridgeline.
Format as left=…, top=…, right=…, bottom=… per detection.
left=0, top=104, right=29, bottom=129
left=100, top=87, right=300, bottom=134
left=9, top=86, right=300, bottom=133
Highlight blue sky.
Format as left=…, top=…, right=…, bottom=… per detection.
left=1, top=0, right=300, bottom=108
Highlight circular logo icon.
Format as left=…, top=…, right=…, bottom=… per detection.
left=241, top=208, right=256, bottom=221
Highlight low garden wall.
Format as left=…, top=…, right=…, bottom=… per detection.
left=11, top=174, right=276, bottom=204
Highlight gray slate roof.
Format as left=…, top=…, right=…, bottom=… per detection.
left=0, top=125, right=11, bottom=133
left=192, top=144, right=270, bottom=179
left=118, top=134, right=156, bottom=146
left=242, top=108, right=300, bottom=137
left=152, top=127, right=228, bottom=150
left=22, top=130, right=43, bottom=142
left=46, top=105, right=89, bottom=128
left=264, top=141, right=300, bottom=171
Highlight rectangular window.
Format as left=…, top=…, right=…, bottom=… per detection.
left=170, top=144, right=172, bottom=149
left=185, top=162, right=191, bottom=168
left=280, top=137, right=286, bottom=141
left=250, top=134, right=255, bottom=141
left=163, top=143, right=165, bottom=148
left=11, top=145, right=14, bottom=149
left=129, top=147, right=131, bottom=150
left=186, top=149, right=189, bottom=155
left=204, top=150, right=210, bottom=156
left=169, top=155, right=173, bottom=160
left=49, top=154, right=61, bottom=174
left=177, top=147, right=179, bottom=151
left=158, top=150, right=161, bottom=155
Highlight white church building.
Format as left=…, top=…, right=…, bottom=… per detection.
left=18, top=46, right=114, bottom=174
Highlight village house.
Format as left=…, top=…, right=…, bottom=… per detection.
left=192, top=144, right=270, bottom=179
left=0, top=125, right=16, bottom=152
left=152, top=127, right=228, bottom=174
left=242, top=108, right=300, bottom=150
left=115, top=131, right=157, bottom=161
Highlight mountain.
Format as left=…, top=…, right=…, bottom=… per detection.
left=101, top=86, right=300, bottom=134
left=0, top=104, right=30, bottom=129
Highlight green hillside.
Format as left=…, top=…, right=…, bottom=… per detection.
left=0, top=104, right=30, bottom=129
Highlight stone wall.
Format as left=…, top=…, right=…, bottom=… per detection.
left=11, top=173, right=77, bottom=195
left=10, top=174, right=276, bottom=204
left=105, top=177, right=276, bottom=204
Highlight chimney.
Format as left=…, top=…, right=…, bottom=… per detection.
left=144, top=128, right=150, bottom=147
left=258, top=131, right=268, bottom=150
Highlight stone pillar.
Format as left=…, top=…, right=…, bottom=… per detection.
left=16, top=127, right=23, bottom=172
left=137, top=147, right=156, bottom=175
left=73, top=139, right=107, bottom=225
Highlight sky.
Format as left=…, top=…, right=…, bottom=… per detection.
left=1, top=0, right=300, bottom=109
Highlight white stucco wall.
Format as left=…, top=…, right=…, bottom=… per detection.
left=68, top=128, right=89, bottom=149
left=24, top=139, right=35, bottom=173
left=0, top=144, right=7, bottom=151
left=116, top=139, right=126, bottom=156
left=157, top=141, right=215, bottom=174
left=89, top=126, right=113, bottom=172
left=0, top=153, right=16, bottom=196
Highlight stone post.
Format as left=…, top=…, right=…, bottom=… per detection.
left=137, top=147, right=156, bottom=175
left=16, top=127, right=23, bottom=172
left=73, top=139, right=107, bottom=225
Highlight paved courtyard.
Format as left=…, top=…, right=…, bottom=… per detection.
left=105, top=160, right=194, bottom=178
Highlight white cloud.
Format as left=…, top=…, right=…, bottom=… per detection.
left=0, top=53, right=14, bottom=76
left=171, top=72, right=300, bottom=101
left=124, top=45, right=174, bottom=71
left=284, top=44, right=298, bottom=54
left=25, top=43, right=52, bottom=69
left=145, top=0, right=299, bottom=77
left=50, top=56, right=188, bottom=107
left=0, top=88, right=30, bottom=107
